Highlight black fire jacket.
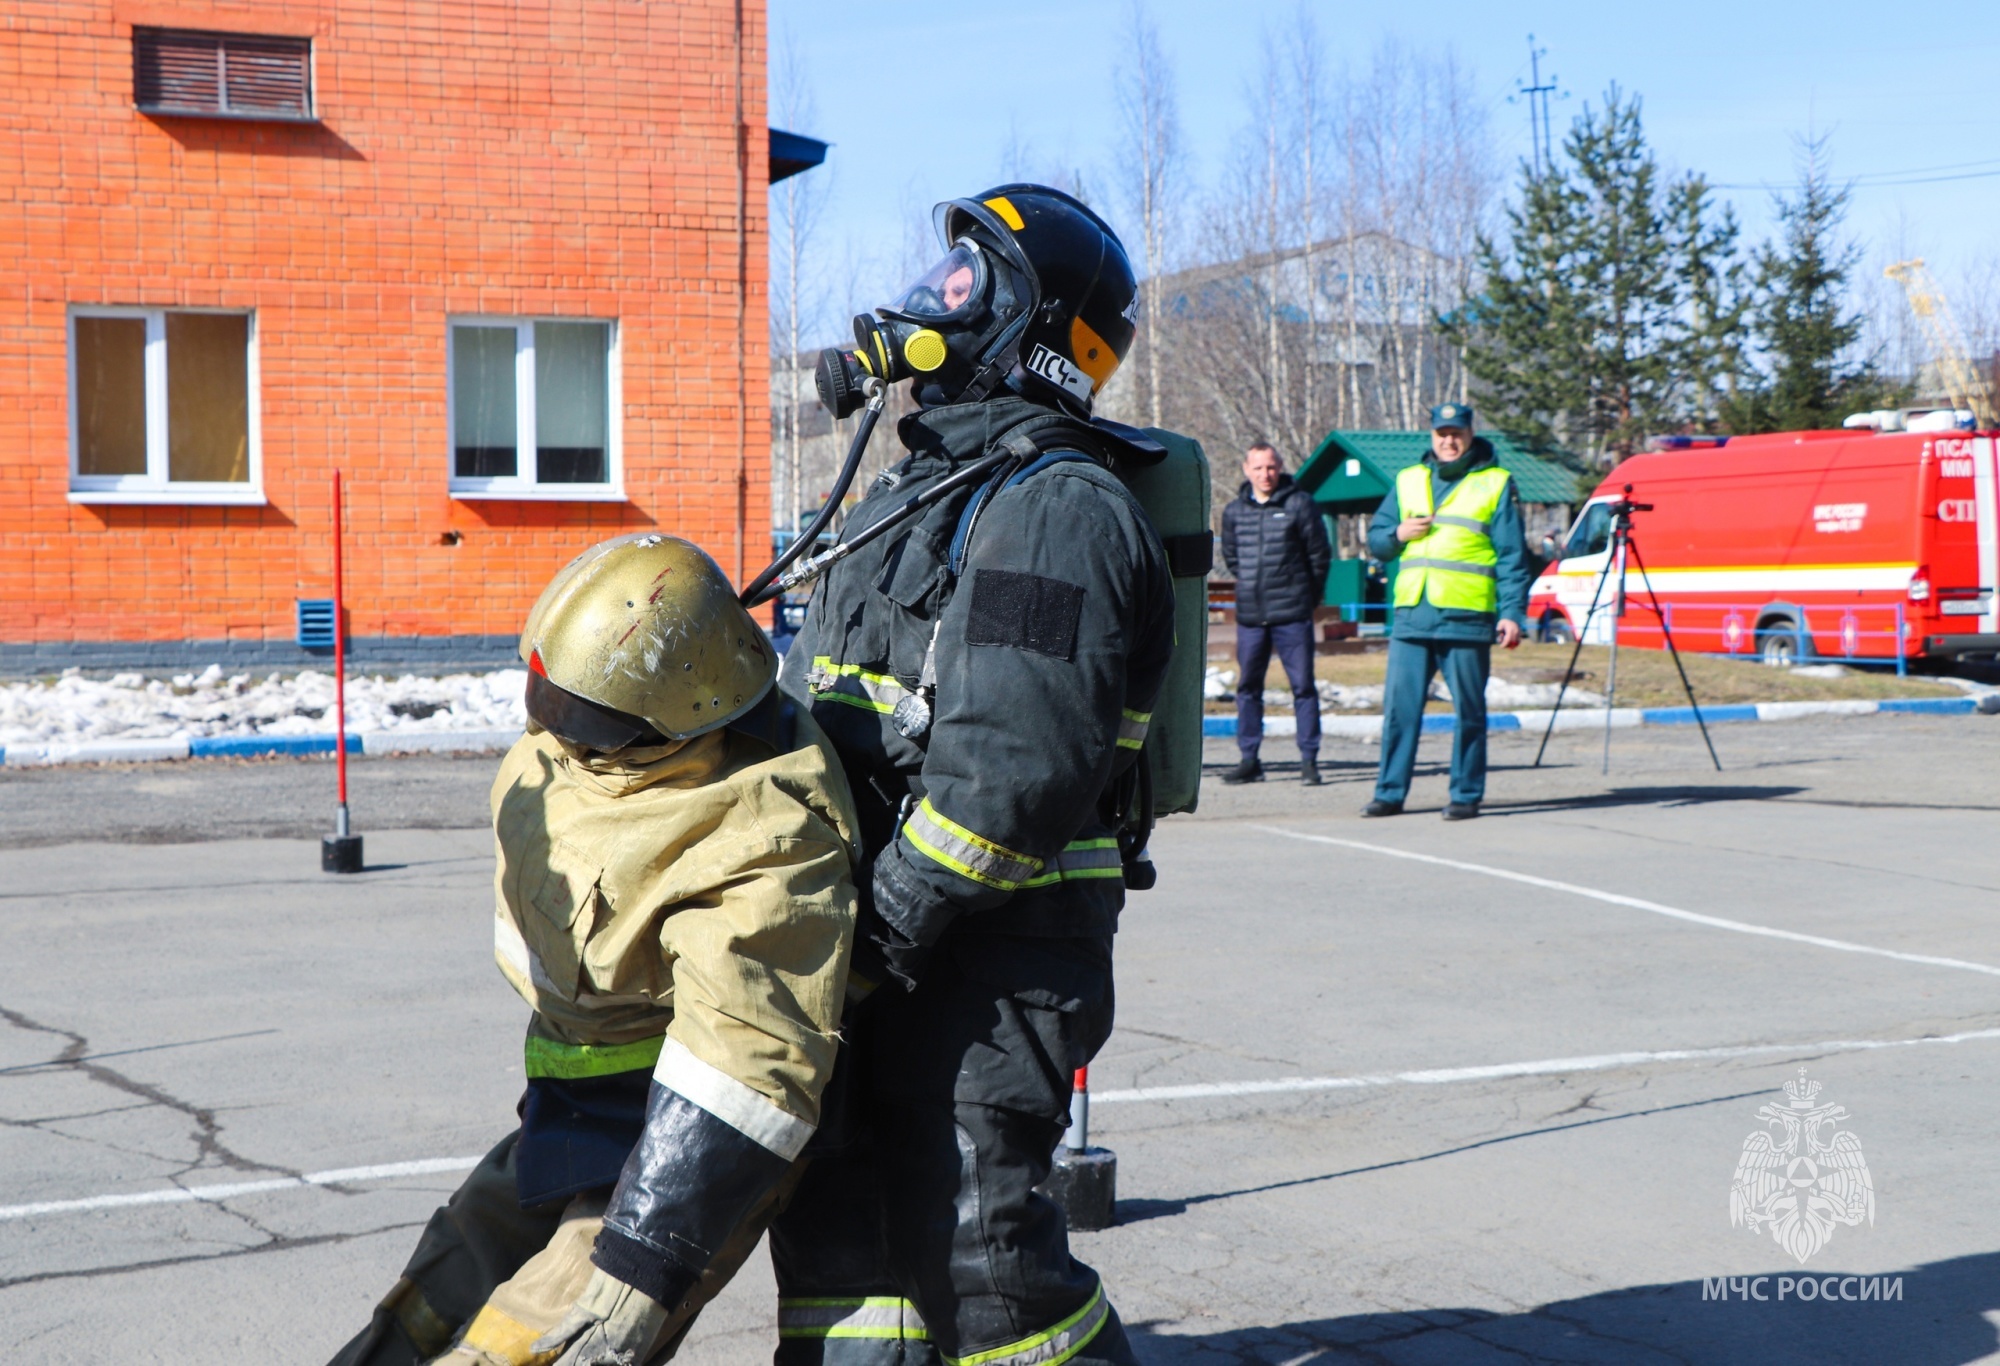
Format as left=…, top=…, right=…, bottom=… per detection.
left=1220, top=475, right=1331, bottom=626
left=778, top=395, right=1176, bottom=944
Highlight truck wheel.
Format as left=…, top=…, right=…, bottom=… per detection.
left=1539, top=613, right=1574, bottom=644
left=1757, top=618, right=1799, bottom=667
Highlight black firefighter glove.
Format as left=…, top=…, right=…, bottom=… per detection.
left=862, top=852, right=943, bottom=993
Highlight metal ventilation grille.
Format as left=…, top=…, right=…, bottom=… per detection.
left=133, top=28, right=313, bottom=120
left=297, top=599, right=337, bottom=649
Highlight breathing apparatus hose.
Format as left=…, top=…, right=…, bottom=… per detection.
left=739, top=379, right=887, bottom=608
left=743, top=448, right=1019, bottom=608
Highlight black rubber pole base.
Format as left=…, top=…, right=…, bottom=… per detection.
left=321, top=834, right=364, bottom=874
left=1041, top=1145, right=1117, bottom=1231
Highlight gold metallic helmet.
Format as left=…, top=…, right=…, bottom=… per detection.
left=519, top=533, right=775, bottom=746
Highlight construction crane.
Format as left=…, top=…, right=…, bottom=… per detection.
left=1885, top=258, right=1997, bottom=428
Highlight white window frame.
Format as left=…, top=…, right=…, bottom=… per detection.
left=446, top=315, right=624, bottom=502
left=66, top=305, right=265, bottom=505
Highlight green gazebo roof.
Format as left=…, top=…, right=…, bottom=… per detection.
left=1295, top=429, right=1581, bottom=513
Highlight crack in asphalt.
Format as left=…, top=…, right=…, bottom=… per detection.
left=0, top=1100, right=155, bottom=1128
left=0, top=1004, right=301, bottom=1186
left=0, top=1028, right=280, bottom=1076
left=0, top=865, right=487, bottom=901
left=0, top=1219, right=426, bottom=1291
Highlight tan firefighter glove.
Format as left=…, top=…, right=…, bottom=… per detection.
left=533, top=1267, right=669, bottom=1366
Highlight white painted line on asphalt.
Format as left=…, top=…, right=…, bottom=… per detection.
left=1256, top=825, right=2000, bottom=980
left=15, top=1030, right=2000, bottom=1222
left=0, top=1155, right=482, bottom=1222
left=1092, top=1027, right=2000, bottom=1103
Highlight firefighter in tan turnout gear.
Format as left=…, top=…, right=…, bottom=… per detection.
left=330, top=533, right=861, bottom=1366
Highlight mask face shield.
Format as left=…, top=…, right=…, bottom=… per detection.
left=881, top=242, right=988, bottom=325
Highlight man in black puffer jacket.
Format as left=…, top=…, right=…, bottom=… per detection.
left=1220, top=441, right=1332, bottom=785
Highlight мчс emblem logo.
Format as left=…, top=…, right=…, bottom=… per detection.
left=1729, top=1068, right=1875, bottom=1264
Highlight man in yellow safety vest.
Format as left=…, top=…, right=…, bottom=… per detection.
left=1362, top=404, right=1530, bottom=819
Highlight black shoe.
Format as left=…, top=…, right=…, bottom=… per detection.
left=1362, top=799, right=1402, bottom=817
left=1443, top=802, right=1481, bottom=821
left=1300, top=759, right=1323, bottom=786
left=1222, top=757, right=1264, bottom=785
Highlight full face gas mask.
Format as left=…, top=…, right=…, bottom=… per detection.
left=743, top=185, right=1138, bottom=611
left=814, top=236, right=1030, bottom=419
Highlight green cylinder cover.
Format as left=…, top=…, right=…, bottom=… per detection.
left=1122, top=428, right=1212, bottom=816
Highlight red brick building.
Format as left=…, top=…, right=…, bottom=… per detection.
left=0, top=0, right=781, bottom=669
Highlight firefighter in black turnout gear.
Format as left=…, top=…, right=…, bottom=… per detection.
left=772, top=185, right=1174, bottom=1366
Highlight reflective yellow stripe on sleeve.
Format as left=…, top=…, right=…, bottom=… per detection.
left=902, top=797, right=1043, bottom=890
left=1019, top=839, right=1124, bottom=888
left=523, top=1033, right=665, bottom=1080
left=778, top=1297, right=931, bottom=1341
left=805, top=656, right=912, bottom=715
left=944, top=1283, right=1110, bottom=1366
left=1116, top=707, right=1150, bottom=751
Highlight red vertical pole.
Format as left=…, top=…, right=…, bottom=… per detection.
left=333, top=470, right=349, bottom=823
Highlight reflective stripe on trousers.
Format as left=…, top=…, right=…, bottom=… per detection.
left=522, top=1032, right=665, bottom=1080
left=780, top=1297, right=931, bottom=1341
left=1115, top=708, right=1149, bottom=751
left=946, top=1284, right=1111, bottom=1366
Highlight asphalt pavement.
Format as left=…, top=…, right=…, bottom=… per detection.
left=4, top=712, right=1999, bottom=1364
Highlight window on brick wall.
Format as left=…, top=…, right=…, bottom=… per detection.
left=69, top=308, right=263, bottom=505
left=449, top=319, right=621, bottom=500
left=133, top=28, right=314, bottom=121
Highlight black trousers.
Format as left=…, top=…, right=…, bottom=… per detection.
left=1235, top=619, right=1321, bottom=759
left=769, top=933, right=1138, bottom=1366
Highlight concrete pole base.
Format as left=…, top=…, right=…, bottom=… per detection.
left=321, top=834, right=364, bottom=874
left=1041, top=1145, right=1117, bottom=1231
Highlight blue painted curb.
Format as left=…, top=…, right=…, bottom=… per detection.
left=1877, top=697, right=1977, bottom=715
left=188, top=734, right=362, bottom=758
left=1199, top=695, right=1982, bottom=739
left=1643, top=704, right=1761, bottom=725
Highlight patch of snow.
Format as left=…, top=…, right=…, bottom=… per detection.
left=1930, top=674, right=2000, bottom=695
left=0, top=668, right=528, bottom=746
left=1239, top=674, right=1603, bottom=712
left=1789, top=663, right=1850, bottom=679
left=1431, top=677, right=1606, bottom=709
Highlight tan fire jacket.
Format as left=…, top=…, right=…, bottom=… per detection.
left=490, top=712, right=859, bottom=1127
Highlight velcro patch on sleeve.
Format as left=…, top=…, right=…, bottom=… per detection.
left=965, top=568, right=1085, bottom=660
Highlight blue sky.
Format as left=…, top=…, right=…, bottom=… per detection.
left=768, top=0, right=2000, bottom=337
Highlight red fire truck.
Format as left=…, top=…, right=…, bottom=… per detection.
left=1528, top=428, right=1998, bottom=666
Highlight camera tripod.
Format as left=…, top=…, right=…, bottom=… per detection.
left=1532, top=486, right=1721, bottom=774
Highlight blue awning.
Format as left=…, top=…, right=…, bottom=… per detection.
left=769, top=128, right=828, bottom=185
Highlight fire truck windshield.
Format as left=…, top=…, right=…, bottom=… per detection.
left=1566, top=503, right=1613, bottom=559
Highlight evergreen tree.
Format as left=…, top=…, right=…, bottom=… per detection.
left=1450, top=89, right=1743, bottom=467
left=1667, top=175, right=1751, bottom=432
left=1447, top=163, right=1590, bottom=455
left=1722, top=136, right=1903, bottom=432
